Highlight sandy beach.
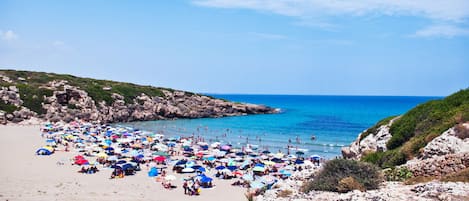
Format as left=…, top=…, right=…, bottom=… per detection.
left=0, top=125, right=246, bottom=201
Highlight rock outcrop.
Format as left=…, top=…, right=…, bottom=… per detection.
left=0, top=73, right=278, bottom=124
left=341, top=116, right=399, bottom=159
left=420, top=123, right=469, bottom=159
left=403, top=123, right=469, bottom=177
left=258, top=181, right=469, bottom=201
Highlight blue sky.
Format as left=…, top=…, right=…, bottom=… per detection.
left=0, top=0, right=468, bottom=96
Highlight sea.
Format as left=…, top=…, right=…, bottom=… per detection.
left=119, top=95, right=439, bottom=159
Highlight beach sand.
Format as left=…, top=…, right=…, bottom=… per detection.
left=0, top=125, right=246, bottom=201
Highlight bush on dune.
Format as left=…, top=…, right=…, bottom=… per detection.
left=302, top=159, right=382, bottom=193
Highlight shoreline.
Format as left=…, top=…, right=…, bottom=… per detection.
left=0, top=121, right=320, bottom=201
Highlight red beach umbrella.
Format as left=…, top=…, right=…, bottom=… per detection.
left=154, top=156, right=166, bottom=162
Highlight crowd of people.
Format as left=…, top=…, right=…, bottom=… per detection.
left=36, top=121, right=323, bottom=197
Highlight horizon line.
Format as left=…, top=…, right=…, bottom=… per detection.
left=200, top=92, right=445, bottom=98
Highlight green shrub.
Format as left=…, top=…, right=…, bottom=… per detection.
left=17, top=84, right=52, bottom=114
left=383, top=167, right=413, bottom=181
left=361, top=149, right=406, bottom=168
left=302, top=159, right=382, bottom=193
left=0, top=101, right=18, bottom=113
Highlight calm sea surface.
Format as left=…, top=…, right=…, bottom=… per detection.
left=119, top=95, right=439, bottom=158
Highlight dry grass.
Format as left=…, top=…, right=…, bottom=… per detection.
left=277, top=189, right=293, bottom=198
left=404, top=176, right=438, bottom=185
left=455, top=123, right=469, bottom=139
left=442, top=168, right=469, bottom=182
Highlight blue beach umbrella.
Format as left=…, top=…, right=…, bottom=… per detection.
left=280, top=169, right=292, bottom=177
left=200, top=176, right=213, bottom=183
left=227, top=166, right=237, bottom=171
left=215, top=166, right=226, bottom=170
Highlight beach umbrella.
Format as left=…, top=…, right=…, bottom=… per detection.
left=215, top=166, right=226, bottom=170
left=242, top=174, right=254, bottom=181
left=235, top=152, right=245, bottom=156
left=284, top=165, right=294, bottom=170
left=254, top=163, right=265, bottom=167
left=105, top=147, right=114, bottom=151
left=260, top=175, right=277, bottom=185
left=108, top=155, right=118, bottom=161
left=271, top=158, right=283, bottom=163
left=181, top=167, right=195, bottom=173
left=148, top=167, right=159, bottom=177
left=116, top=160, right=127, bottom=164
left=227, top=166, right=237, bottom=171
left=196, top=152, right=205, bottom=157
left=210, top=142, right=220, bottom=148
left=154, top=156, right=166, bottom=162
left=122, top=163, right=133, bottom=171
left=175, top=160, right=187, bottom=166
left=274, top=153, right=284, bottom=159
left=153, top=151, right=169, bottom=157
left=75, top=159, right=89, bottom=165
left=215, top=151, right=227, bottom=157
left=250, top=181, right=265, bottom=189
left=203, top=155, right=216, bottom=162
left=43, top=146, right=54, bottom=152
left=295, top=151, right=305, bottom=155
left=220, top=145, right=231, bottom=151
left=36, top=148, right=52, bottom=155
left=185, top=161, right=195, bottom=168
left=233, top=171, right=243, bottom=176
left=198, top=167, right=206, bottom=172
left=262, top=160, right=275, bottom=166
left=253, top=166, right=265, bottom=172
left=311, top=154, right=321, bottom=160
left=279, top=169, right=292, bottom=177
left=220, top=168, right=232, bottom=175
left=165, top=175, right=177, bottom=181
left=262, top=150, right=271, bottom=154
left=228, top=160, right=236, bottom=166
left=200, top=176, right=213, bottom=183
left=219, top=158, right=229, bottom=163
left=295, top=159, right=304, bottom=164
left=97, top=152, right=108, bottom=158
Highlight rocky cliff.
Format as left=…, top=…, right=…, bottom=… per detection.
left=342, top=116, right=399, bottom=160
left=0, top=70, right=278, bottom=124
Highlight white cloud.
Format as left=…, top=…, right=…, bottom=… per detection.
left=413, top=24, right=469, bottom=38
left=0, top=30, right=19, bottom=41
left=192, top=0, right=469, bottom=22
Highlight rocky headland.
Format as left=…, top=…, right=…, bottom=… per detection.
left=0, top=70, right=278, bottom=124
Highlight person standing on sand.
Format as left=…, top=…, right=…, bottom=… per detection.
left=183, top=180, right=188, bottom=194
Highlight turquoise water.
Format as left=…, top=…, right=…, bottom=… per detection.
left=119, top=95, right=439, bottom=158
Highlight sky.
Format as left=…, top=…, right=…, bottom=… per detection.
left=0, top=0, right=468, bottom=96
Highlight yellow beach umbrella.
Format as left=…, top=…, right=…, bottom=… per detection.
left=43, top=146, right=54, bottom=152
left=97, top=152, right=108, bottom=158
left=262, top=160, right=275, bottom=166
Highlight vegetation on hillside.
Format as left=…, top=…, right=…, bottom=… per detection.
left=0, top=69, right=192, bottom=114
left=302, top=159, right=382, bottom=193
left=359, top=115, right=397, bottom=141
left=362, top=88, right=469, bottom=168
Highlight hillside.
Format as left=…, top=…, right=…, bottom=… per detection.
left=342, top=88, right=469, bottom=168
left=0, top=69, right=277, bottom=123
